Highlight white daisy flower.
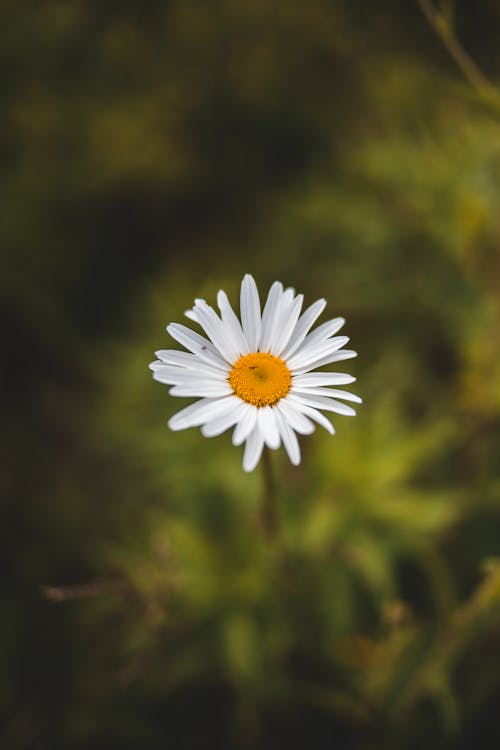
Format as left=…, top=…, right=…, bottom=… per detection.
left=150, top=274, right=361, bottom=472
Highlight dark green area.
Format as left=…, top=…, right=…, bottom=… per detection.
left=3, top=1, right=500, bottom=747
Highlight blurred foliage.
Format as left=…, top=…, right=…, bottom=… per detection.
left=2, top=0, right=500, bottom=748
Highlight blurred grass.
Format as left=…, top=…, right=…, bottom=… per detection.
left=2, top=1, right=500, bottom=748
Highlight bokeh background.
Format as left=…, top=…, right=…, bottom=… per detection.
left=3, top=1, right=500, bottom=748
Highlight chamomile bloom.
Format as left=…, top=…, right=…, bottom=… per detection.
left=150, top=274, right=360, bottom=472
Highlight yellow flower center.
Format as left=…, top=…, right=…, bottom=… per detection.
left=229, top=352, right=291, bottom=407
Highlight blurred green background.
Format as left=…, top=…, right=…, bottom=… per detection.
left=3, top=1, right=500, bottom=747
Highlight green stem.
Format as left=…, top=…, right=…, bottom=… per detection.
left=260, top=447, right=279, bottom=539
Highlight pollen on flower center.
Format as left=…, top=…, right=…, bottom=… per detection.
left=229, top=352, right=291, bottom=407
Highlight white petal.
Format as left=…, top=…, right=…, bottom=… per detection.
left=153, top=350, right=227, bottom=377
left=259, top=281, right=284, bottom=353
left=288, top=400, right=336, bottom=434
left=275, top=408, right=301, bottom=465
left=292, top=349, right=357, bottom=373
left=271, top=294, right=304, bottom=356
left=292, top=372, right=355, bottom=387
left=156, top=349, right=197, bottom=366
left=301, top=317, right=345, bottom=346
left=167, top=323, right=229, bottom=370
left=169, top=385, right=232, bottom=398
left=281, top=298, right=326, bottom=360
left=288, top=393, right=357, bottom=416
left=168, top=397, right=234, bottom=431
left=217, top=289, right=249, bottom=355
left=291, top=386, right=362, bottom=403
left=243, top=426, right=265, bottom=472
left=184, top=309, right=199, bottom=322
left=152, top=365, right=227, bottom=384
left=240, top=274, right=261, bottom=351
left=201, top=399, right=248, bottom=437
left=232, top=405, right=258, bottom=446
left=275, top=399, right=315, bottom=435
left=193, top=300, right=239, bottom=363
left=257, top=406, right=281, bottom=449
left=287, top=337, right=350, bottom=371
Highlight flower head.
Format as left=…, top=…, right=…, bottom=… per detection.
left=150, top=275, right=360, bottom=472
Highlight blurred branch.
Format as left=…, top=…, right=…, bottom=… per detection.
left=41, top=577, right=132, bottom=603
left=417, top=0, right=500, bottom=103
left=391, top=560, right=500, bottom=719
